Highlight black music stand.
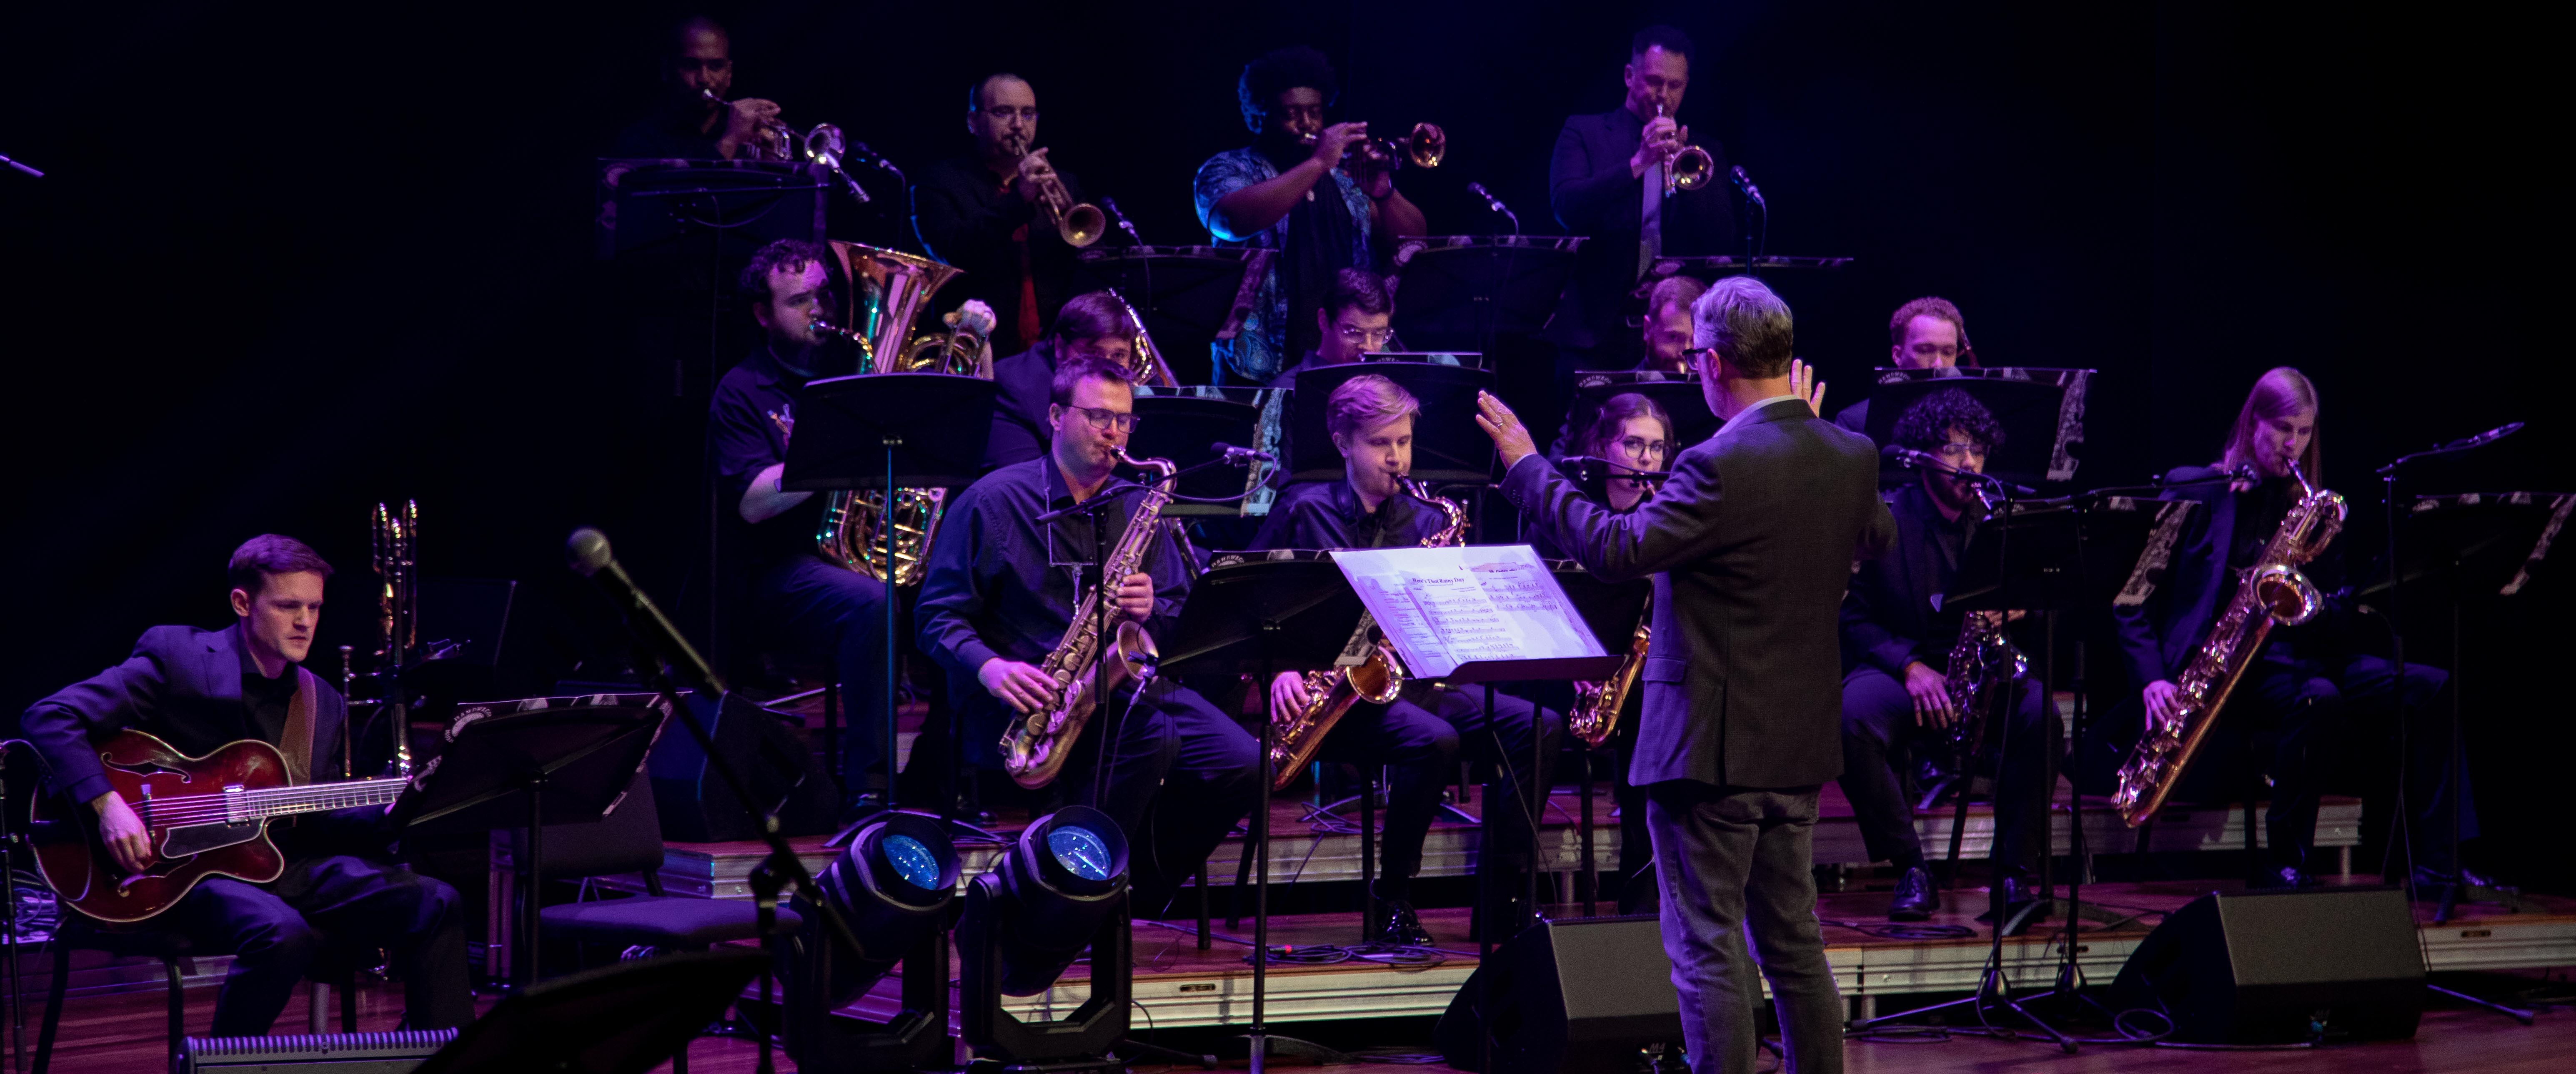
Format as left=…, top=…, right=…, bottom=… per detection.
left=1636, top=254, right=1856, bottom=285
left=782, top=372, right=998, bottom=839
left=1545, top=565, right=1653, bottom=915
left=1560, top=372, right=1716, bottom=457
left=1286, top=362, right=1498, bottom=484
left=2364, top=493, right=2565, bottom=928
left=1387, top=236, right=1584, bottom=354
left=1074, top=246, right=1271, bottom=385
left=1160, top=554, right=1367, bottom=1073
left=1131, top=393, right=1263, bottom=516
left=397, top=701, right=667, bottom=988
left=1859, top=368, right=2095, bottom=488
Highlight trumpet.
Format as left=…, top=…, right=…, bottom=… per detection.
left=1651, top=104, right=1715, bottom=196
left=1304, top=122, right=1447, bottom=173
left=1004, top=136, right=1104, bottom=248
left=703, top=88, right=843, bottom=165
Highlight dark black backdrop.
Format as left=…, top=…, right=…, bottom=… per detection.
left=3, top=3, right=2559, bottom=888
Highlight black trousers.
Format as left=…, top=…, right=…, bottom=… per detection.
left=2229, top=653, right=2469, bottom=873
left=752, top=553, right=893, bottom=798
left=1317, top=684, right=1561, bottom=903
left=1646, top=781, right=1843, bottom=1074
left=1837, top=666, right=2053, bottom=877
left=168, top=856, right=471, bottom=1035
left=1058, top=676, right=1260, bottom=917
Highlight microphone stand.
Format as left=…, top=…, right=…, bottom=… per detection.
left=2371, top=425, right=2524, bottom=940
left=569, top=530, right=891, bottom=1074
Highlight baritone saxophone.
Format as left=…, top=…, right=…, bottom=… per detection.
left=2111, top=464, right=2344, bottom=826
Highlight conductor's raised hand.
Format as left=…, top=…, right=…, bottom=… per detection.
left=1790, top=359, right=1827, bottom=416
left=1475, top=391, right=1538, bottom=469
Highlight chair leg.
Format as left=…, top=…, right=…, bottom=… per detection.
left=342, top=972, right=358, bottom=1032
left=310, top=981, right=330, bottom=1035
left=165, top=957, right=186, bottom=1064
left=32, top=941, right=69, bottom=1074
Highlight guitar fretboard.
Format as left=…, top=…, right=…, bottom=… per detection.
left=239, top=778, right=409, bottom=819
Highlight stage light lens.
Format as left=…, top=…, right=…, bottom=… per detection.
left=1046, top=826, right=1113, bottom=881
left=881, top=834, right=941, bottom=890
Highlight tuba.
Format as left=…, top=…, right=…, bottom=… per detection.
left=998, top=449, right=1182, bottom=788
left=2112, top=463, right=2345, bottom=826
left=1266, top=479, right=1469, bottom=789
left=811, top=241, right=977, bottom=585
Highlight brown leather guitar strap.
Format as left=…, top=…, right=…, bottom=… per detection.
left=278, top=667, right=320, bottom=786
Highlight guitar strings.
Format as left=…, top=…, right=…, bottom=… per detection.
left=130, top=777, right=407, bottom=825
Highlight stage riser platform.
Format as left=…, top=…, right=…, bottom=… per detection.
left=597, top=796, right=2364, bottom=902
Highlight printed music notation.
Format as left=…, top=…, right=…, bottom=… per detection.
left=1332, top=545, right=1607, bottom=680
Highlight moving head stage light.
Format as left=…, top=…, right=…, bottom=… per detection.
left=960, top=806, right=1135, bottom=1064
left=781, top=811, right=961, bottom=1074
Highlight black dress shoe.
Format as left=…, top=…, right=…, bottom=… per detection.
left=1975, top=876, right=2052, bottom=931
left=1372, top=899, right=1434, bottom=947
left=1887, top=866, right=1938, bottom=922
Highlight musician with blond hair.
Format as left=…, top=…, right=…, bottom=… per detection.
left=1250, top=374, right=1561, bottom=945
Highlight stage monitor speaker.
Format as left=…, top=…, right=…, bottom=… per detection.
left=181, top=1028, right=458, bottom=1072
left=2110, top=886, right=2423, bottom=1043
left=646, top=690, right=837, bottom=843
left=1434, top=916, right=1680, bottom=1074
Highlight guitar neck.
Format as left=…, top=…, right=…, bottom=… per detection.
left=236, top=776, right=409, bottom=820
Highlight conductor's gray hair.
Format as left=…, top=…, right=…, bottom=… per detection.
left=1691, top=276, right=1795, bottom=379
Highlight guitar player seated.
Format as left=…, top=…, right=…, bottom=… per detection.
left=18, top=534, right=471, bottom=1034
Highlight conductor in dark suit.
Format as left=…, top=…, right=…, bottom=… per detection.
left=1547, top=25, right=1738, bottom=372
left=17, top=536, right=471, bottom=1035
left=1479, top=277, right=1893, bottom=1074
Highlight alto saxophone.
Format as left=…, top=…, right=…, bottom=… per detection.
left=1941, top=609, right=2029, bottom=759
left=2112, top=463, right=2345, bottom=826
left=1266, top=479, right=1469, bottom=790
left=998, top=449, right=1182, bottom=789
left=1569, top=598, right=1650, bottom=748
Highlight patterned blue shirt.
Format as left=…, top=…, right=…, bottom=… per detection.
left=1192, top=147, right=1375, bottom=384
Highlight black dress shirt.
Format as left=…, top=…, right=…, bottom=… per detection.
left=914, top=154, right=1090, bottom=357
left=914, top=457, right=1192, bottom=700
left=707, top=348, right=825, bottom=567
left=1250, top=479, right=1442, bottom=551
left=1546, top=107, right=1737, bottom=361
left=1840, top=483, right=1978, bottom=678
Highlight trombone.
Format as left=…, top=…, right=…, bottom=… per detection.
left=1653, top=103, right=1715, bottom=196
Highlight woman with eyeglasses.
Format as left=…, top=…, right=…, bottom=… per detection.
left=1527, top=391, right=1674, bottom=913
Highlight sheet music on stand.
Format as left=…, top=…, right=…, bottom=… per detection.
left=1330, top=545, right=1618, bottom=683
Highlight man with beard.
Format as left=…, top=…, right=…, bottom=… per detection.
left=1195, top=46, right=1427, bottom=384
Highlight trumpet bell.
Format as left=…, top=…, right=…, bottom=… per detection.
left=1670, top=144, right=1716, bottom=191
left=1404, top=123, right=1446, bottom=168
left=1059, top=201, right=1106, bottom=248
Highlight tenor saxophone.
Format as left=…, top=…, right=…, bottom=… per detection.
left=2111, top=463, right=2345, bottom=826
left=997, top=449, right=1182, bottom=790
left=1265, top=479, right=1469, bottom=790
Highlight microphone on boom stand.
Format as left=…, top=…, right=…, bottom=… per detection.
left=567, top=527, right=727, bottom=695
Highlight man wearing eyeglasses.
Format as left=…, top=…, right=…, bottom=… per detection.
left=916, top=73, right=1094, bottom=356
left=917, top=354, right=1259, bottom=919
left=1836, top=388, right=2053, bottom=925
left=986, top=291, right=1143, bottom=470
left=1263, top=268, right=1398, bottom=388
